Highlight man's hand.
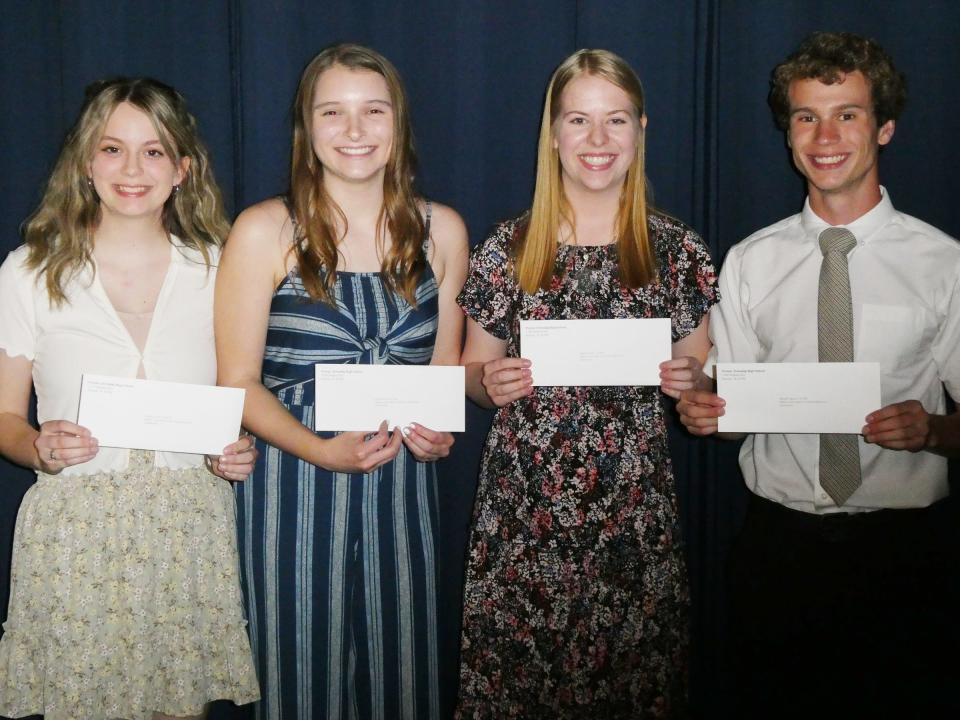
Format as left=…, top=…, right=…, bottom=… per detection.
left=677, top=390, right=726, bottom=436
left=863, top=400, right=931, bottom=452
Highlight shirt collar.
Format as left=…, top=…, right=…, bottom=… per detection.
left=800, top=186, right=896, bottom=245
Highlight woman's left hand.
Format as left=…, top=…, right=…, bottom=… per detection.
left=207, top=434, right=258, bottom=481
left=401, top=423, right=454, bottom=462
left=659, top=356, right=707, bottom=400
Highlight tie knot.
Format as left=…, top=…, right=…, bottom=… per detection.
left=819, top=227, right=857, bottom=256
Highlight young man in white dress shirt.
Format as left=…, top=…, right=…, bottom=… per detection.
left=678, top=32, right=960, bottom=716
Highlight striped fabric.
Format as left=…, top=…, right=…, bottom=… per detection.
left=237, top=214, right=441, bottom=720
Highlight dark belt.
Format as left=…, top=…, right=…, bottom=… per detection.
left=747, top=493, right=943, bottom=543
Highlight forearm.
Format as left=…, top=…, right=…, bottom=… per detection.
left=0, top=413, right=40, bottom=470
left=231, top=380, right=330, bottom=468
left=464, top=362, right=496, bottom=409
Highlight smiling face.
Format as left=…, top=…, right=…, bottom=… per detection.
left=552, top=73, right=645, bottom=201
left=89, top=101, right=187, bottom=224
left=310, top=64, right=394, bottom=189
left=787, top=71, right=894, bottom=213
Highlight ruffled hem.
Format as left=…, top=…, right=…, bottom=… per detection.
left=0, top=452, right=260, bottom=718
left=0, top=620, right=259, bottom=719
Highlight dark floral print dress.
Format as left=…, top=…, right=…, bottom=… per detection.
left=455, top=214, right=718, bottom=719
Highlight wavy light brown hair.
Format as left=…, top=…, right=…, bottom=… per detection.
left=769, top=32, right=907, bottom=131
left=23, top=77, right=228, bottom=305
left=516, top=48, right=657, bottom=294
left=289, top=43, right=425, bottom=305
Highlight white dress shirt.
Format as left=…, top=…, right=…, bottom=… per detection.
left=709, top=189, right=960, bottom=513
left=0, top=238, right=219, bottom=475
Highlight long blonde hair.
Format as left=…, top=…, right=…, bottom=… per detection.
left=289, top=43, right=425, bottom=306
left=23, top=77, right=228, bottom=305
left=517, top=49, right=657, bottom=293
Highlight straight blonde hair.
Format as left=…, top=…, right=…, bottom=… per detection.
left=516, top=49, right=657, bottom=293
left=23, top=77, right=227, bottom=305
left=288, top=44, right=425, bottom=306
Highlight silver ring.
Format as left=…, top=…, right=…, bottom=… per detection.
left=49, top=448, right=57, bottom=462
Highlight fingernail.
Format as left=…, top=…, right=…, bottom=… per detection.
left=402, top=426, right=411, bottom=437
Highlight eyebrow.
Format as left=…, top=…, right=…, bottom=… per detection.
left=98, top=135, right=163, bottom=144
left=313, top=98, right=393, bottom=109
left=790, top=103, right=867, bottom=115
left=562, top=108, right=633, bottom=117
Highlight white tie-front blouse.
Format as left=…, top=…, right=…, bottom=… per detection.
left=0, top=238, right=220, bottom=475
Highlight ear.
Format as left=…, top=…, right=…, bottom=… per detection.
left=877, top=119, right=895, bottom=147
left=175, top=156, right=191, bottom=185
left=639, top=114, right=648, bottom=130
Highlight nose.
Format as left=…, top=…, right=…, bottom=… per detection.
left=122, top=150, right=142, bottom=176
left=588, top=121, right=608, bottom=146
left=814, top=118, right=839, bottom=144
left=346, top=112, right=364, bottom=141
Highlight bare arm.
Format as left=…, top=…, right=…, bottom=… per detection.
left=0, top=351, right=98, bottom=473
left=425, top=203, right=469, bottom=366
left=215, top=200, right=400, bottom=473
left=402, top=202, right=469, bottom=459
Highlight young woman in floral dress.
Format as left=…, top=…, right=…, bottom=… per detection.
left=455, top=50, right=718, bottom=718
left=0, top=78, right=259, bottom=719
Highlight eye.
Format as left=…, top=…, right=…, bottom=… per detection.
left=367, top=107, right=386, bottom=115
left=569, top=116, right=587, bottom=125
left=794, top=114, right=816, bottom=124
left=839, top=112, right=857, bottom=121
left=145, top=148, right=166, bottom=158
left=100, top=145, right=121, bottom=154
left=320, top=109, right=339, bottom=117
left=609, top=117, right=628, bottom=125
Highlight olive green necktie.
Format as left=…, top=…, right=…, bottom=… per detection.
left=818, top=227, right=861, bottom=506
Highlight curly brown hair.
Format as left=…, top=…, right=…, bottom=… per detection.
left=769, top=32, right=907, bottom=131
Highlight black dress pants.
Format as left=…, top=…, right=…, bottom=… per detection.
left=728, top=494, right=959, bottom=719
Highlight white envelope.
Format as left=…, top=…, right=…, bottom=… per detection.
left=77, top=374, right=245, bottom=454
left=520, top=318, right=671, bottom=386
left=313, top=364, right=465, bottom=432
left=716, top=362, right=881, bottom=434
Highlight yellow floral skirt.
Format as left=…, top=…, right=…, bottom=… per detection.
left=0, top=451, right=260, bottom=719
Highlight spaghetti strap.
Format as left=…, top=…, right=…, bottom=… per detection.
left=422, top=200, right=433, bottom=254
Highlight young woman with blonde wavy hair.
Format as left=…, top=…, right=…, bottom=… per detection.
left=455, top=49, right=718, bottom=718
left=0, top=77, right=259, bottom=719
left=215, top=44, right=468, bottom=719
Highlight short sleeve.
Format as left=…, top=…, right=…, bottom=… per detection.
left=661, top=225, right=719, bottom=341
left=0, top=247, right=38, bottom=361
left=932, top=264, right=960, bottom=400
left=456, top=222, right=519, bottom=341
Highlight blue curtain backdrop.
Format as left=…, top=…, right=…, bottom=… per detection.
left=1, top=1, right=958, bottom=717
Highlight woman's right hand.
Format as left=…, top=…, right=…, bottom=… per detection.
left=34, top=420, right=98, bottom=474
left=481, top=357, right=533, bottom=407
left=319, top=420, right=403, bottom=473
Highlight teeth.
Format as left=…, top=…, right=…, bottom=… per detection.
left=813, top=154, right=846, bottom=165
left=339, top=146, right=374, bottom=155
left=580, top=154, right=615, bottom=166
left=117, top=185, right=148, bottom=192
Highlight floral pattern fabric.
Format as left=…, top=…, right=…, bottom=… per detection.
left=455, top=215, right=718, bottom=719
left=0, top=451, right=260, bottom=720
